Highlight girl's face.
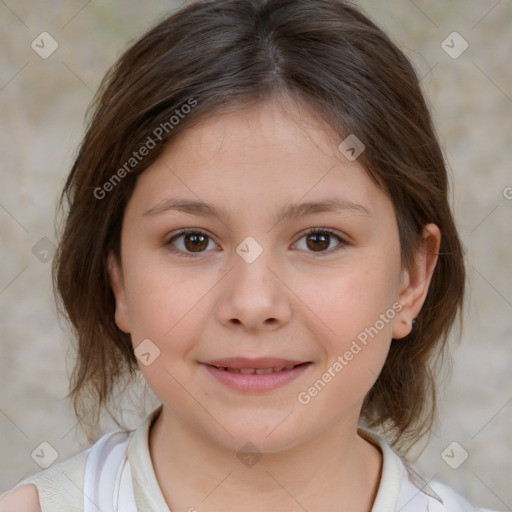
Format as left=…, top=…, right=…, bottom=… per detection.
left=109, top=98, right=438, bottom=452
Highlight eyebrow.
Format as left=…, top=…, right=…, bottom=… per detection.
left=143, top=196, right=373, bottom=224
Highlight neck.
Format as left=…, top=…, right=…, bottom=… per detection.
left=148, top=406, right=382, bottom=512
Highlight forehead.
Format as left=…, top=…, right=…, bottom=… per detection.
left=183, top=96, right=329, bottom=138
left=169, top=97, right=342, bottom=166
left=126, top=98, right=393, bottom=223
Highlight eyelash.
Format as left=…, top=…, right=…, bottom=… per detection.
left=165, top=227, right=349, bottom=258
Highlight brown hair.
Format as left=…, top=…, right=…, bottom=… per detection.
left=52, top=0, right=465, bottom=454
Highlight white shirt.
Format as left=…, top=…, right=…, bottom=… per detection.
left=11, top=406, right=500, bottom=511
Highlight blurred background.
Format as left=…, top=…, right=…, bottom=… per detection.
left=0, top=0, right=510, bottom=509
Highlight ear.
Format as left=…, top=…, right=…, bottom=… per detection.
left=107, top=251, right=131, bottom=333
left=392, top=223, right=441, bottom=339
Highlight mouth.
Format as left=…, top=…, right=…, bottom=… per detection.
left=200, top=358, right=312, bottom=392
left=206, top=363, right=309, bottom=374
left=202, top=357, right=309, bottom=371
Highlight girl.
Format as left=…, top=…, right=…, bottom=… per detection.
left=0, top=0, right=501, bottom=510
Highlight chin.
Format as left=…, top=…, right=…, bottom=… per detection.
left=205, top=413, right=310, bottom=455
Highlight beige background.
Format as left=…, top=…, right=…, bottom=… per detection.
left=0, top=0, right=511, bottom=509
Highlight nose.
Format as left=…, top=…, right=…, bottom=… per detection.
left=214, top=243, right=293, bottom=333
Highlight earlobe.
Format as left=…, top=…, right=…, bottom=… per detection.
left=392, top=223, right=441, bottom=339
left=107, top=251, right=131, bottom=333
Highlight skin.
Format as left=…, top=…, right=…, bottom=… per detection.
left=108, top=96, right=440, bottom=512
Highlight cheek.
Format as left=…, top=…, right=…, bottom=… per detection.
left=297, top=269, right=396, bottom=413
left=311, top=253, right=400, bottom=339
left=122, top=262, right=211, bottom=404
left=122, top=256, right=218, bottom=353
left=304, top=253, right=399, bottom=392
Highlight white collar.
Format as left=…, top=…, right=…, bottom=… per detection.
left=126, top=408, right=447, bottom=512
left=357, top=428, right=445, bottom=511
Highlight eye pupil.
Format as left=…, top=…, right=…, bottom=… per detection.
left=171, top=229, right=343, bottom=257
left=184, top=233, right=208, bottom=252
left=307, top=233, right=330, bottom=251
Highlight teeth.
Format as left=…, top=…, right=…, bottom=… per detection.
left=255, top=368, right=274, bottom=375
left=218, top=365, right=298, bottom=374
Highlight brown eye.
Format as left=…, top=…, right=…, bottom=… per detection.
left=167, top=229, right=218, bottom=256
left=306, top=232, right=330, bottom=251
left=183, top=233, right=209, bottom=252
left=294, top=228, right=348, bottom=255
left=167, top=227, right=348, bottom=258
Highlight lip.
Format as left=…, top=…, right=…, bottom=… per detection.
left=203, top=357, right=306, bottom=369
left=201, top=359, right=312, bottom=392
